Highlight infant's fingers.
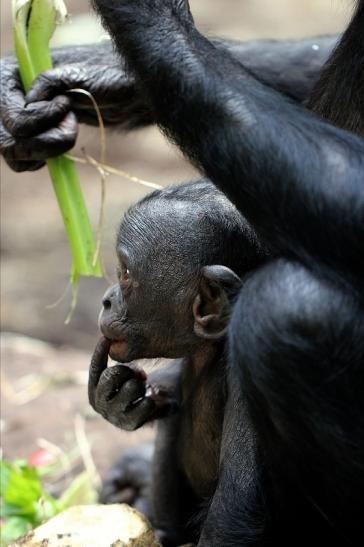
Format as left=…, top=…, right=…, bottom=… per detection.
left=95, top=365, right=137, bottom=409
left=111, top=396, right=156, bottom=431
left=109, top=378, right=146, bottom=411
left=89, top=337, right=112, bottom=407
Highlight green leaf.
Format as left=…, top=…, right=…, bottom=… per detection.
left=34, top=493, right=60, bottom=524
left=0, top=461, right=59, bottom=525
left=3, top=463, right=42, bottom=510
left=0, top=461, right=12, bottom=494
left=0, top=516, right=31, bottom=545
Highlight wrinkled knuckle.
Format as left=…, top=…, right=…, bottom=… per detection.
left=89, top=399, right=97, bottom=413
left=0, top=143, right=19, bottom=171
left=101, top=368, right=114, bottom=383
left=6, top=159, right=28, bottom=173
left=63, top=129, right=77, bottom=145
left=109, top=413, right=124, bottom=429
left=95, top=399, right=108, bottom=417
left=53, top=95, right=71, bottom=111
left=27, top=160, right=45, bottom=172
left=88, top=387, right=97, bottom=406
left=122, top=420, right=138, bottom=432
left=3, top=107, right=22, bottom=135
left=0, top=132, right=13, bottom=154
left=61, top=114, right=78, bottom=144
left=38, top=72, right=56, bottom=88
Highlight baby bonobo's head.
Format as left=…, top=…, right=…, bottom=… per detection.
left=99, top=180, right=268, bottom=362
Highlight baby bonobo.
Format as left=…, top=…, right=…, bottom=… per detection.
left=89, top=180, right=268, bottom=545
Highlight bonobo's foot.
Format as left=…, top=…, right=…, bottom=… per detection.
left=100, top=445, right=192, bottom=547
left=100, top=442, right=154, bottom=519
left=88, top=338, right=178, bottom=431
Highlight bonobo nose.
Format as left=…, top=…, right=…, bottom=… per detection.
left=102, top=284, right=120, bottom=313
left=102, top=295, right=112, bottom=310
left=99, top=284, right=124, bottom=339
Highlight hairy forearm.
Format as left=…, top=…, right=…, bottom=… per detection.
left=93, top=0, right=364, bottom=286
left=50, top=35, right=335, bottom=110
left=2, top=35, right=335, bottom=129
left=52, top=35, right=334, bottom=104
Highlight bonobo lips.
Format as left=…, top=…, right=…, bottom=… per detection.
left=109, top=339, right=129, bottom=362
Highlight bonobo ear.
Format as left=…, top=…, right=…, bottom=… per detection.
left=193, top=265, right=241, bottom=340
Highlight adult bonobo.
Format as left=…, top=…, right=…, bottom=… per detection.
left=1, top=0, right=364, bottom=545
left=1, top=33, right=341, bottom=170
left=90, top=180, right=268, bottom=545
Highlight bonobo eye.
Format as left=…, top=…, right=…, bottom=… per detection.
left=123, top=266, right=130, bottom=282
left=117, top=263, right=132, bottom=289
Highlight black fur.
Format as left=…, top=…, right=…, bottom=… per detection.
left=1, top=34, right=335, bottom=171
left=91, top=180, right=265, bottom=545
left=90, top=1, right=364, bottom=545
left=2, top=0, right=364, bottom=544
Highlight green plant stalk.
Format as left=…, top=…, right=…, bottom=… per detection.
left=13, top=0, right=102, bottom=284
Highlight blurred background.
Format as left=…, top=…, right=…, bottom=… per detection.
left=1, top=0, right=351, bottom=480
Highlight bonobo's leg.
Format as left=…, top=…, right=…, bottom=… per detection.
left=102, top=416, right=200, bottom=546
left=100, top=442, right=154, bottom=518
left=92, top=0, right=364, bottom=289
left=152, top=415, right=198, bottom=546
left=198, top=384, right=266, bottom=546
left=213, top=259, right=363, bottom=547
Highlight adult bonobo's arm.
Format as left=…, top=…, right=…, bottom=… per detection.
left=198, top=383, right=265, bottom=546
left=1, top=35, right=335, bottom=172
left=0, top=42, right=151, bottom=172
left=92, top=0, right=364, bottom=290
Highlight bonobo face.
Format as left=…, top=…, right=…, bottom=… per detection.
left=99, top=200, right=201, bottom=362
left=98, top=185, right=244, bottom=362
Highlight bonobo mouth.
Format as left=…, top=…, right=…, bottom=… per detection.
left=108, top=339, right=129, bottom=362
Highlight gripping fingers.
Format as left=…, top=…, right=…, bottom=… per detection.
left=0, top=120, right=44, bottom=172
left=25, top=65, right=89, bottom=104
left=0, top=122, right=44, bottom=172
left=0, top=60, right=71, bottom=138
left=3, top=93, right=72, bottom=138
left=94, top=364, right=157, bottom=430
left=88, top=337, right=111, bottom=407
left=95, top=365, right=137, bottom=409
left=0, top=112, right=78, bottom=171
left=108, top=396, right=157, bottom=431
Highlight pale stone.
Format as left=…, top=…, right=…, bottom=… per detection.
left=12, top=504, right=160, bottom=547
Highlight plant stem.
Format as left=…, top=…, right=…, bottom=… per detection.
left=13, top=0, right=102, bottom=282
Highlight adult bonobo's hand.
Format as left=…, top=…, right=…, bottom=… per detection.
left=0, top=57, right=77, bottom=172
left=89, top=338, right=179, bottom=431
left=0, top=43, right=153, bottom=172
